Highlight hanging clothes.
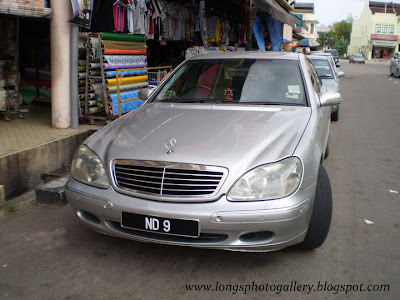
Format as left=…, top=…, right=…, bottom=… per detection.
left=253, top=14, right=265, bottom=51
left=113, top=1, right=126, bottom=33
left=133, top=0, right=147, bottom=35
left=265, top=14, right=282, bottom=51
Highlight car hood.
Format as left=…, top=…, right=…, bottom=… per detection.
left=321, top=78, right=338, bottom=92
left=87, top=103, right=311, bottom=174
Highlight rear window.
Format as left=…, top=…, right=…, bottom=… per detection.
left=353, top=54, right=363, bottom=58
left=309, top=58, right=334, bottom=79
left=325, top=49, right=339, bottom=56
left=153, top=59, right=307, bottom=106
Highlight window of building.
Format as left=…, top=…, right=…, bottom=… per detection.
left=382, top=25, right=388, bottom=33
left=389, top=25, right=394, bottom=34
left=311, top=23, right=315, bottom=34
left=376, top=24, right=381, bottom=33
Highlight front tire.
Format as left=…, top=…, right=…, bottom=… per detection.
left=296, top=165, right=332, bottom=250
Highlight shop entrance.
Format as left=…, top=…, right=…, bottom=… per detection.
left=373, top=46, right=395, bottom=59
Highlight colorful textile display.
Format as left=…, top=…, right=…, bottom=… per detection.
left=109, top=89, right=145, bottom=116
left=104, top=63, right=147, bottom=70
left=101, top=32, right=145, bottom=42
left=106, top=75, right=148, bottom=86
left=105, top=69, right=147, bottom=78
left=107, top=82, right=148, bottom=93
left=104, top=49, right=147, bottom=55
left=103, top=40, right=146, bottom=51
left=104, top=55, right=147, bottom=65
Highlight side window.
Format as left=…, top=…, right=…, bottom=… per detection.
left=305, top=59, right=322, bottom=93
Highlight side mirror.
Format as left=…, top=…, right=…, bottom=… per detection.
left=337, top=71, right=345, bottom=78
left=320, top=91, right=342, bottom=108
left=138, top=87, right=154, bottom=100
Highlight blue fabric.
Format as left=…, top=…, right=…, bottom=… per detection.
left=106, top=70, right=147, bottom=78
left=253, top=14, right=265, bottom=51
left=109, top=89, right=144, bottom=116
left=265, top=15, right=282, bottom=51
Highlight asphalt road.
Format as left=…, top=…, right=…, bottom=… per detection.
left=1, top=60, right=399, bottom=300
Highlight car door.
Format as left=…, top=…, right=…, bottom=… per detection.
left=305, top=58, right=330, bottom=154
left=395, top=53, right=400, bottom=75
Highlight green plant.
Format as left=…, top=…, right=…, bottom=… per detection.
left=1, top=203, right=19, bottom=215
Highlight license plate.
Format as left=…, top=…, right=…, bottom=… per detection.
left=121, top=212, right=200, bottom=238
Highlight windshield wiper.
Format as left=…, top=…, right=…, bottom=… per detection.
left=160, top=98, right=235, bottom=104
left=320, top=75, right=334, bottom=79
left=242, top=101, right=302, bottom=106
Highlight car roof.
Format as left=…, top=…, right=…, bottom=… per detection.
left=308, top=55, right=331, bottom=60
left=311, top=53, right=332, bottom=57
left=189, top=51, right=301, bottom=61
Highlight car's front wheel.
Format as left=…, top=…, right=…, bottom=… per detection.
left=296, top=165, right=332, bottom=250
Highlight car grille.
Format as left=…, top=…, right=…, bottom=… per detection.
left=113, top=160, right=228, bottom=200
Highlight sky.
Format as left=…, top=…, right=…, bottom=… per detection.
left=296, top=0, right=400, bottom=26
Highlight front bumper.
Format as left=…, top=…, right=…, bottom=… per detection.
left=65, top=178, right=316, bottom=252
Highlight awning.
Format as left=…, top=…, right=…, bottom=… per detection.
left=253, top=0, right=296, bottom=27
left=292, top=30, right=306, bottom=41
left=0, top=3, right=51, bottom=18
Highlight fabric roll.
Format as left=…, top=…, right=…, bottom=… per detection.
left=78, top=73, right=87, bottom=79
left=101, top=32, right=145, bottom=42
left=103, top=40, right=146, bottom=51
left=87, top=100, right=98, bottom=107
left=109, top=89, right=145, bottom=116
left=104, top=55, right=146, bottom=65
left=104, top=49, right=146, bottom=55
left=89, top=63, right=102, bottom=69
left=104, top=63, right=147, bottom=70
left=88, top=107, right=102, bottom=114
left=106, top=75, right=148, bottom=86
left=105, top=70, right=147, bottom=78
left=78, top=66, right=86, bottom=72
left=107, top=82, right=148, bottom=93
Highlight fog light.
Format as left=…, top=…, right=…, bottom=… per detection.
left=239, top=231, right=274, bottom=242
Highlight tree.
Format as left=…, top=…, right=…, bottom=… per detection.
left=317, top=18, right=353, bottom=55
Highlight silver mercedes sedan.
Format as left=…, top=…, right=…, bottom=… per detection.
left=66, top=52, right=342, bottom=252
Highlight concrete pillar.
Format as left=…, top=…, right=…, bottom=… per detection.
left=50, top=0, right=71, bottom=128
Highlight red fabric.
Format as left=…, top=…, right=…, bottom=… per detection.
left=104, top=49, right=147, bottom=55
left=195, top=64, right=219, bottom=98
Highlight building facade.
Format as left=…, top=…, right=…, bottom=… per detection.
left=349, top=1, right=400, bottom=60
left=293, top=2, right=317, bottom=39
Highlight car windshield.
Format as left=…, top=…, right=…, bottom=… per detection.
left=354, top=54, right=363, bottom=58
left=325, top=50, right=339, bottom=56
left=153, top=59, right=307, bottom=106
left=309, top=58, right=335, bottom=79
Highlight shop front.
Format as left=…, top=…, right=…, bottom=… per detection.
left=370, top=34, right=398, bottom=59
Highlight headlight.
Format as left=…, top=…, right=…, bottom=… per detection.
left=227, top=157, right=302, bottom=201
left=71, top=145, right=109, bottom=189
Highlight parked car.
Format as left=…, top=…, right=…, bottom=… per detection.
left=349, top=54, right=366, bottom=64
left=324, top=49, right=340, bottom=67
left=66, top=52, right=342, bottom=252
left=310, top=52, right=338, bottom=74
left=390, top=52, right=400, bottom=77
left=308, top=55, right=345, bottom=122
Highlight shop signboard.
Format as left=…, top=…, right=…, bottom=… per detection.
left=70, top=0, right=94, bottom=28
left=371, top=40, right=397, bottom=47
left=370, top=34, right=398, bottom=41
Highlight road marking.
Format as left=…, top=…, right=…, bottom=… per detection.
left=389, top=78, right=393, bottom=81
left=395, top=81, right=399, bottom=84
